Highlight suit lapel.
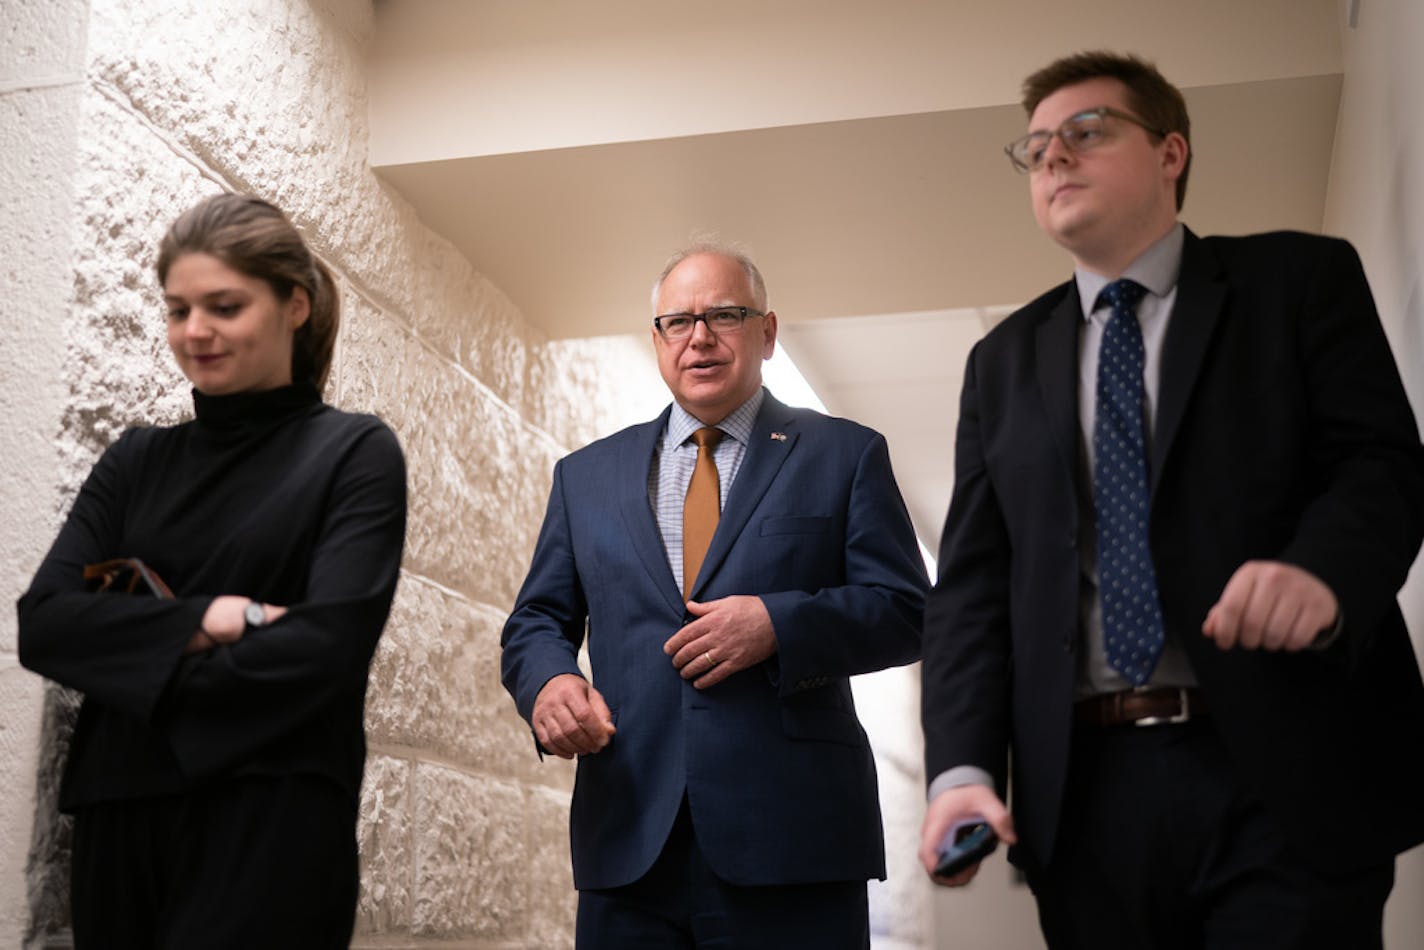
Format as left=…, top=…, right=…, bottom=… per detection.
left=686, top=392, right=798, bottom=601
left=1036, top=285, right=1082, bottom=487
left=1151, top=229, right=1226, bottom=497
left=618, top=407, right=685, bottom=614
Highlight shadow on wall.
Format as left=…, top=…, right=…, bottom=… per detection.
left=25, top=685, right=81, bottom=943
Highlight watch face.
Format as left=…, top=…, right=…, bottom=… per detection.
left=244, top=602, right=266, bottom=627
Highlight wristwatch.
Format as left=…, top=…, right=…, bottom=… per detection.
left=244, top=601, right=267, bottom=630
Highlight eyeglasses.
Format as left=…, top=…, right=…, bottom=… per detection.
left=653, top=306, right=764, bottom=341
left=1004, top=107, right=1169, bottom=173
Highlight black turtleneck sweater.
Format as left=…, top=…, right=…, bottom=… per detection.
left=18, top=382, right=406, bottom=810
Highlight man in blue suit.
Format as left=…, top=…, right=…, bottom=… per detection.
left=502, top=244, right=926, bottom=948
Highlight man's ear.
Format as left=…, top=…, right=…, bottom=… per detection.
left=1160, top=131, right=1189, bottom=183
left=761, top=310, right=778, bottom=359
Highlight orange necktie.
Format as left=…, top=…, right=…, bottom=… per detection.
left=682, top=427, right=724, bottom=598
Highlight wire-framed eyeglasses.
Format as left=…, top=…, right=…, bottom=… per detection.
left=1004, top=107, right=1169, bottom=173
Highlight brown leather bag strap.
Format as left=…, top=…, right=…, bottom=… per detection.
left=83, top=558, right=175, bottom=599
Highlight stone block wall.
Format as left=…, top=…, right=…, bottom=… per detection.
left=3, top=0, right=656, bottom=946
left=1, top=0, right=90, bottom=945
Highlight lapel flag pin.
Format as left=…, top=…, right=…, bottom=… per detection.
left=770, top=432, right=787, bottom=442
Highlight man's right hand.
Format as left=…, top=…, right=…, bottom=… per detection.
left=918, top=783, right=1016, bottom=887
left=531, top=673, right=616, bottom=759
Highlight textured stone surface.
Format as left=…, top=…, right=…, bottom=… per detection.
left=0, top=0, right=88, bottom=85
left=82, top=0, right=540, bottom=415
left=0, top=664, right=45, bottom=943
left=340, top=292, right=562, bottom=608
left=1, top=81, right=83, bottom=654
left=83, top=0, right=374, bottom=229
left=521, top=786, right=578, bottom=949
left=356, top=754, right=414, bottom=934
left=527, top=333, right=668, bottom=449
left=401, top=223, right=537, bottom=414
left=367, top=575, right=574, bottom=791
left=2, top=2, right=91, bottom=943
left=62, top=87, right=215, bottom=473
left=410, top=766, right=528, bottom=940
left=24, top=684, right=81, bottom=942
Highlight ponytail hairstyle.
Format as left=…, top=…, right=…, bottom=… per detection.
left=156, top=193, right=340, bottom=389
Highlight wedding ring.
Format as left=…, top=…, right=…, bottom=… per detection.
left=703, top=651, right=716, bottom=668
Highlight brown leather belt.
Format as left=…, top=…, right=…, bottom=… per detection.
left=1075, top=687, right=1207, bottom=728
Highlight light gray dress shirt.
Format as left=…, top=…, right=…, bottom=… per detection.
left=929, top=225, right=1194, bottom=802
left=1073, top=223, right=1197, bottom=698
left=649, top=389, right=764, bottom=597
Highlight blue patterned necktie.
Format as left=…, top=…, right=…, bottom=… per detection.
left=1093, top=278, right=1165, bottom=685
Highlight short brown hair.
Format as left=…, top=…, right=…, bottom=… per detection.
left=1022, top=51, right=1191, bottom=210
left=156, top=193, right=340, bottom=390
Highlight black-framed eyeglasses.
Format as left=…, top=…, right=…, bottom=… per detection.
left=1004, top=107, right=1169, bottom=173
left=653, top=306, right=764, bottom=341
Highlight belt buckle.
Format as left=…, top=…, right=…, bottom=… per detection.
left=1134, top=687, right=1190, bottom=727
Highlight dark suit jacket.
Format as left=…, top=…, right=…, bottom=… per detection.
left=502, top=390, right=926, bottom=890
left=922, top=229, right=1424, bottom=874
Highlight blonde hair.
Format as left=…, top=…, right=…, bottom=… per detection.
left=650, top=239, right=769, bottom=315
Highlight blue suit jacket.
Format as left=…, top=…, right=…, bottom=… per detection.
left=502, top=390, right=927, bottom=889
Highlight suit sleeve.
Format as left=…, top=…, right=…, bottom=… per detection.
left=156, top=424, right=407, bottom=778
left=920, top=345, right=1012, bottom=793
left=501, top=458, right=589, bottom=724
left=759, top=431, right=927, bottom=695
left=18, top=431, right=214, bottom=717
left=1278, top=239, right=1424, bottom=639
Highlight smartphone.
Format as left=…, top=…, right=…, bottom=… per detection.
left=933, top=818, right=998, bottom=877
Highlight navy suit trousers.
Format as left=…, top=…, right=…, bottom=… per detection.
left=576, top=796, right=870, bottom=950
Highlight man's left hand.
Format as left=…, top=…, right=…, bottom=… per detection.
left=664, top=595, right=778, bottom=689
left=1201, top=560, right=1338, bottom=651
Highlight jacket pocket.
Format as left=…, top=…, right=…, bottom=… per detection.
left=759, top=516, right=832, bottom=536
left=780, top=704, right=867, bottom=747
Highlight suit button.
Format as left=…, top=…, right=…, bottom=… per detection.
left=1062, top=637, right=1075, bottom=653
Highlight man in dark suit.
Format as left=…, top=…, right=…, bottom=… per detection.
left=919, top=51, right=1424, bottom=948
left=503, top=244, right=926, bottom=948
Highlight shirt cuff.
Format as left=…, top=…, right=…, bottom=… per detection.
left=927, top=765, right=996, bottom=802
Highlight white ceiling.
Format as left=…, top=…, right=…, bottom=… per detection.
left=368, top=0, right=1347, bottom=551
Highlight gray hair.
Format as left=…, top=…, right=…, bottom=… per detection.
left=649, top=238, right=770, bottom=315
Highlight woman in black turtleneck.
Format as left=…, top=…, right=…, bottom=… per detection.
left=18, top=194, right=407, bottom=948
